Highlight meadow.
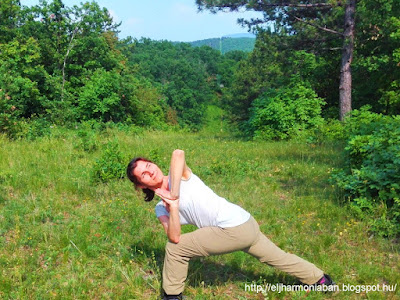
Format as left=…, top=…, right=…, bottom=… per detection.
left=0, top=125, right=399, bottom=299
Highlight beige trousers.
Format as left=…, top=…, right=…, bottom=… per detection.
left=163, top=216, right=324, bottom=295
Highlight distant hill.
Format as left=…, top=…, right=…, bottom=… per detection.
left=189, top=36, right=255, bottom=54
left=222, top=33, right=256, bottom=38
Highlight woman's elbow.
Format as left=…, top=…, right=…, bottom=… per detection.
left=168, top=231, right=181, bottom=243
left=169, top=236, right=180, bottom=244
left=172, top=149, right=185, bottom=157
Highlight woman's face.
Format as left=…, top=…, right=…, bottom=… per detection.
left=132, top=160, right=164, bottom=189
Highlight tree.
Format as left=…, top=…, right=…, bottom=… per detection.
left=0, top=0, right=20, bottom=43
left=222, top=31, right=285, bottom=123
left=352, top=0, right=400, bottom=115
left=0, top=37, right=47, bottom=118
left=122, top=39, right=221, bottom=129
left=196, top=0, right=356, bottom=120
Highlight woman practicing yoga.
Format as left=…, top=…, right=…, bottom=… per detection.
left=127, top=149, right=334, bottom=300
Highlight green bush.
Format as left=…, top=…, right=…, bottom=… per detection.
left=0, top=89, right=20, bottom=139
left=76, top=69, right=167, bottom=128
left=331, top=108, right=400, bottom=237
left=247, top=80, right=325, bottom=140
left=92, top=140, right=125, bottom=183
left=75, top=121, right=99, bottom=153
left=22, top=118, right=52, bottom=140
left=306, top=118, right=347, bottom=144
left=0, top=38, right=46, bottom=116
left=77, top=69, right=124, bottom=122
left=0, top=99, right=51, bottom=140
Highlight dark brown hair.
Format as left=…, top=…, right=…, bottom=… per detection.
left=126, top=157, right=155, bottom=202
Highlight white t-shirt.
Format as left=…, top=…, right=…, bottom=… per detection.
left=155, top=173, right=250, bottom=228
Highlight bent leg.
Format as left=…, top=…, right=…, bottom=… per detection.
left=245, top=229, right=324, bottom=284
left=163, top=218, right=258, bottom=295
left=162, top=234, right=200, bottom=295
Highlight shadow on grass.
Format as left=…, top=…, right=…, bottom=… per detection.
left=186, top=258, right=293, bottom=287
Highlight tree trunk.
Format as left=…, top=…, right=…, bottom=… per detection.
left=339, top=0, right=356, bottom=121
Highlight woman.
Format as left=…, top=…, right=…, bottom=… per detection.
left=127, top=149, right=334, bottom=300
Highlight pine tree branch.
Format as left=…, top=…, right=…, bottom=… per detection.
left=294, top=16, right=344, bottom=36
left=322, top=47, right=343, bottom=51
left=197, top=1, right=337, bottom=12
left=257, top=2, right=335, bottom=9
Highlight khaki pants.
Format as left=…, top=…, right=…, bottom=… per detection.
left=163, top=216, right=324, bottom=295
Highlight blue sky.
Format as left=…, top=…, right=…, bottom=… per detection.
left=20, top=0, right=262, bottom=42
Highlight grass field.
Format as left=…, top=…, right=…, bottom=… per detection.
left=0, top=125, right=399, bottom=299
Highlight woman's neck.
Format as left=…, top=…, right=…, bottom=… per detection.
left=161, top=175, right=169, bottom=191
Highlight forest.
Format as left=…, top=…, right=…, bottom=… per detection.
left=0, top=0, right=399, bottom=299
left=189, top=36, right=256, bottom=54
left=1, top=0, right=399, bottom=130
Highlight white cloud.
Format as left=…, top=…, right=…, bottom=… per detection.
left=126, top=17, right=143, bottom=26
left=108, top=9, right=120, bottom=23
left=172, top=2, right=200, bottom=20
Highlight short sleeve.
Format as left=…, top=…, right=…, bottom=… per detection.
left=155, top=200, right=169, bottom=218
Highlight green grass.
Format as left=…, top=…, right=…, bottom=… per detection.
left=0, top=127, right=399, bottom=299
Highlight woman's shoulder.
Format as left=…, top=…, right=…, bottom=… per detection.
left=182, top=167, right=192, bottom=181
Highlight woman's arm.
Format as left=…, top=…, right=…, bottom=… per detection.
left=169, top=149, right=191, bottom=199
left=156, top=193, right=181, bottom=243
left=155, top=149, right=190, bottom=244
left=157, top=199, right=180, bottom=243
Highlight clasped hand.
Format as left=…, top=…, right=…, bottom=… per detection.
left=155, top=188, right=179, bottom=210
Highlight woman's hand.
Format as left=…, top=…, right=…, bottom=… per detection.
left=155, top=188, right=181, bottom=243
left=155, top=188, right=177, bottom=201
left=155, top=188, right=179, bottom=210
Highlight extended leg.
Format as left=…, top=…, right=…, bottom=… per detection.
left=244, top=220, right=324, bottom=284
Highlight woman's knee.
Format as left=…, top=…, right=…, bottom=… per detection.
left=164, top=239, right=193, bottom=260
left=165, top=241, right=180, bottom=256
left=165, top=234, right=207, bottom=260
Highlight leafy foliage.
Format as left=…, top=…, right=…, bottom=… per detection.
left=353, top=0, right=400, bottom=114
left=92, top=140, right=125, bottom=183
left=0, top=89, right=20, bottom=139
left=77, top=69, right=122, bottom=122
left=189, top=37, right=255, bottom=54
left=2, top=1, right=222, bottom=135
left=75, top=121, right=99, bottom=153
left=247, top=79, right=325, bottom=140
left=122, top=39, right=241, bottom=129
left=0, top=37, right=47, bottom=118
left=0, top=0, right=20, bottom=43
left=198, top=0, right=400, bottom=124
left=331, top=108, right=400, bottom=237
left=222, top=31, right=284, bottom=123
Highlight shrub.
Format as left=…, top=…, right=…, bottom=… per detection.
left=331, top=108, right=400, bottom=237
left=0, top=94, right=51, bottom=140
left=0, top=89, right=20, bottom=139
left=77, top=69, right=123, bottom=122
left=92, top=140, right=125, bottom=183
left=0, top=38, right=48, bottom=119
left=22, top=118, right=52, bottom=140
left=77, top=69, right=167, bottom=128
left=306, top=118, right=347, bottom=144
left=247, top=80, right=325, bottom=140
left=76, top=122, right=99, bottom=153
